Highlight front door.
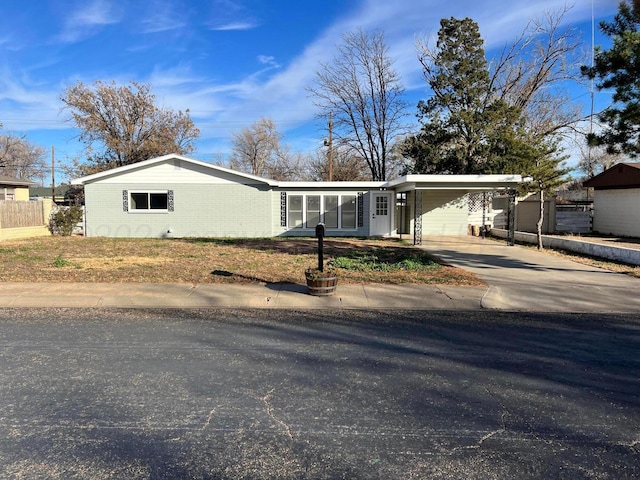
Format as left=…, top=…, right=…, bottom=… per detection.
left=370, top=193, right=392, bottom=236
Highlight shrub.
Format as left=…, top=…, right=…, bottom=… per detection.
left=49, top=206, right=83, bottom=236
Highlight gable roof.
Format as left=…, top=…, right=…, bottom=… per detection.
left=70, top=154, right=523, bottom=190
left=583, top=163, right=640, bottom=189
left=71, top=154, right=279, bottom=186
left=0, top=175, right=37, bottom=187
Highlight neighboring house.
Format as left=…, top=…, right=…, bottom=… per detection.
left=0, top=175, right=52, bottom=241
left=71, top=154, right=521, bottom=243
left=0, top=175, right=35, bottom=201
left=583, top=162, right=640, bottom=238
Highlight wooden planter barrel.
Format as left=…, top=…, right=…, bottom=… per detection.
left=305, top=271, right=338, bottom=296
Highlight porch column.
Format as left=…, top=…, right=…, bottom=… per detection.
left=507, top=188, right=516, bottom=246
left=413, top=190, right=423, bottom=246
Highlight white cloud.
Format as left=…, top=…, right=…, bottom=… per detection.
left=57, top=0, right=121, bottom=43
left=140, top=1, right=187, bottom=34
left=206, top=0, right=259, bottom=31
left=257, top=55, right=276, bottom=66
left=208, top=22, right=258, bottom=31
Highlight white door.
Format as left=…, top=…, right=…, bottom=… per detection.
left=370, top=193, right=392, bottom=236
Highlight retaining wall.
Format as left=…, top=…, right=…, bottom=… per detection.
left=491, top=228, right=640, bottom=266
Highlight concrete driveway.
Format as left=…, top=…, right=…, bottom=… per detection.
left=420, top=236, right=640, bottom=313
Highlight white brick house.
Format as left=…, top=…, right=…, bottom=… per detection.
left=71, top=154, right=521, bottom=243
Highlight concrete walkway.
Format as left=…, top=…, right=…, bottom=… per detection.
left=2, top=236, right=639, bottom=312
left=419, top=236, right=640, bottom=313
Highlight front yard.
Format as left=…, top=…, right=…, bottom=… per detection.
left=0, top=236, right=483, bottom=285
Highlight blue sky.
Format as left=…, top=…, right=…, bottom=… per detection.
left=0, top=0, right=619, bottom=183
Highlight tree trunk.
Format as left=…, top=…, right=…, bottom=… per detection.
left=536, top=188, right=544, bottom=250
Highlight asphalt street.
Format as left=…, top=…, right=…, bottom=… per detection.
left=0, top=308, right=639, bottom=479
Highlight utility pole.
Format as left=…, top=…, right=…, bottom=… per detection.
left=328, top=111, right=333, bottom=182
left=51, top=146, right=55, bottom=203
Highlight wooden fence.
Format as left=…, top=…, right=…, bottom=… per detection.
left=0, top=200, right=45, bottom=229
left=555, top=205, right=592, bottom=234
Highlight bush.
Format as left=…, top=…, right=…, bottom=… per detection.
left=49, top=206, right=83, bottom=236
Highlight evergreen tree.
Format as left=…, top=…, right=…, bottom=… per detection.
left=518, top=138, right=571, bottom=249
left=582, top=1, right=640, bottom=156
left=403, top=17, right=520, bottom=174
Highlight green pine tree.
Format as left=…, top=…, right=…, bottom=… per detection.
left=403, top=17, right=521, bottom=174
left=582, top=1, right=640, bottom=156
left=518, top=139, right=571, bottom=249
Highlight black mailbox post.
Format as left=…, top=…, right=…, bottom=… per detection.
left=315, top=223, right=325, bottom=272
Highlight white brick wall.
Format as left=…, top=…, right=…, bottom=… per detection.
left=421, top=190, right=469, bottom=236
left=85, top=183, right=274, bottom=238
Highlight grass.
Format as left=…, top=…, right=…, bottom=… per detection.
left=0, top=236, right=483, bottom=286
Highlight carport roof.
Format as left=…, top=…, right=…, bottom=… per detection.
left=386, top=174, right=522, bottom=192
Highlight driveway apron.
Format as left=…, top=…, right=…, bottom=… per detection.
left=419, top=236, right=640, bottom=313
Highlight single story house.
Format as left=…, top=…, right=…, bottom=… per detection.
left=71, top=154, right=522, bottom=243
left=583, top=162, right=640, bottom=238
left=0, top=175, right=35, bottom=201
left=0, top=175, right=52, bottom=241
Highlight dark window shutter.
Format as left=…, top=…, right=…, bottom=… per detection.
left=168, top=190, right=174, bottom=212
left=280, top=192, right=287, bottom=226
left=122, top=190, right=128, bottom=212
left=357, top=192, right=364, bottom=227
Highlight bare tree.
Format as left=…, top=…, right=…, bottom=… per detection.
left=229, top=117, right=302, bottom=180
left=309, top=29, right=408, bottom=181
left=229, top=117, right=280, bottom=177
left=0, top=134, right=47, bottom=181
left=576, top=142, right=622, bottom=178
left=266, top=144, right=305, bottom=181
left=489, top=5, right=586, bottom=139
left=304, top=147, right=369, bottom=181
left=60, top=81, right=199, bottom=174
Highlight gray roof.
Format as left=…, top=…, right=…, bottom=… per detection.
left=0, top=175, right=37, bottom=187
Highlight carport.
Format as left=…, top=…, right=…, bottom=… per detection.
left=386, top=175, right=522, bottom=245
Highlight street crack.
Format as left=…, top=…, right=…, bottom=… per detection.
left=261, top=386, right=294, bottom=440
left=201, top=408, right=216, bottom=431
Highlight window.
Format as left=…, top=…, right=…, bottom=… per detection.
left=375, top=195, right=388, bottom=215
left=341, top=195, right=356, bottom=229
left=129, top=191, right=169, bottom=212
left=324, top=195, right=338, bottom=228
left=285, top=194, right=358, bottom=230
left=0, top=188, right=15, bottom=200
left=288, top=195, right=303, bottom=228
left=306, top=196, right=321, bottom=228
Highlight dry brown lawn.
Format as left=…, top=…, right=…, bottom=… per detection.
left=0, top=236, right=483, bottom=285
